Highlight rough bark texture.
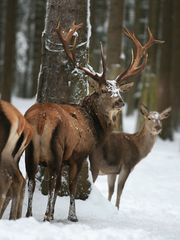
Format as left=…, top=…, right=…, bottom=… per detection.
left=1, top=0, right=17, bottom=102
left=38, top=0, right=91, bottom=200
left=37, top=0, right=88, bottom=104
left=157, top=0, right=173, bottom=140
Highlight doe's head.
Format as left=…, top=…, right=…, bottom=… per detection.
left=140, top=104, right=171, bottom=135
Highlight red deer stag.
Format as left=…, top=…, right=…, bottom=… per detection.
left=0, top=100, right=33, bottom=219
left=90, top=104, right=171, bottom=209
left=24, top=22, right=161, bottom=222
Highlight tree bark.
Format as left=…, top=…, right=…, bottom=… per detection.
left=37, top=0, right=88, bottom=104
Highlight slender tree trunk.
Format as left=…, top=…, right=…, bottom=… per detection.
left=148, top=0, right=161, bottom=73
left=126, top=0, right=146, bottom=116
left=1, top=0, right=17, bottom=102
left=0, top=0, right=7, bottom=94
left=157, top=0, right=173, bottom=140
left=170, top=0, right=180, bottom=130
left=106, top=0, right=124, bottom=130
left=89, top=0, right=108, bottom=73
left=30, top=0, right=46, bottom=98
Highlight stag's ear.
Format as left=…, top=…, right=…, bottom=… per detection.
left=120, top=82, right=134, bottom=92
left=140, top=104, right=149, bottom=117
left=160, top=107, right=172, bottom=120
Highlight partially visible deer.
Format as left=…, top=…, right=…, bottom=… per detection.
left=90, top=104, right=171, bottom=209
left=24, top=22, right=161, bottom=222
left=0, top=100, right=33, bottom=219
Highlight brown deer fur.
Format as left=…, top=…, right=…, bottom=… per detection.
left=89, top=105, right=171, bottom=209
left=0, top=100, right=33, bottom=219
left=24, top=23, right=161, bottom=222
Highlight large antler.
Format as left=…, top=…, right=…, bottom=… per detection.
left=55, top=22, right=107, bottom=84
left=116, top=27, right=164, bottom=85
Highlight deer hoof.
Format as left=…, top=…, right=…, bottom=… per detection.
left=43, top=214, right=54, bottom=222
left=68, top=215, right=78, bottom=222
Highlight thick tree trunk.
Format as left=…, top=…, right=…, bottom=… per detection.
left=37, top=0, right=88, bottom=104
left=38, top=0, right=91, bottom=200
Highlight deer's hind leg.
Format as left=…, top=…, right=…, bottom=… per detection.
left=107, top=174, right=117, bottom=202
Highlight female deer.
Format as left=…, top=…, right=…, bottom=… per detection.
left=90, top=104, right=171, bottom=209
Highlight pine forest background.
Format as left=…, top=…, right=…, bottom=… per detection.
left=0, top=0, right=180, bottom=141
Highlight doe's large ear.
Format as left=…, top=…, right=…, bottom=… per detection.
left=120, top=82, right=134, bottom=92
left=160, top=107, right=172, bottom=120
left=140, top=103, right=149, bottom=117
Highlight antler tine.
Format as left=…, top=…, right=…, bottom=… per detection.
left=100, top=42, right=106, bottom=82
left=55, top=21, right=83, bottom=63
left=78, top=42, right=107, bottom=84
left=144, top=27, right=165, bottom=50
left=116, top=27, right=163, bottom=85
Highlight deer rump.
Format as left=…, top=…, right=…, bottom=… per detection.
left=25, top=102, right=98, bottom=221
left=0, top=100, right=32, bottom=220
left=25, top=103, right=96, bottom=166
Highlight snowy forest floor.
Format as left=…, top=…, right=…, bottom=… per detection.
left=0, top=97, right=180, bottom=240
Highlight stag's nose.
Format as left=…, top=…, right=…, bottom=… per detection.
left=114, top=99, right=125, bottom=110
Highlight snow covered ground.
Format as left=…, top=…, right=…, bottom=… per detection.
left=0, top=97, right=180, bottom=240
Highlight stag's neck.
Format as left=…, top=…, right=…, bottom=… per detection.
left=82, top=95, right=113, bottom=142
left=134, top=124, right=157, bottom=159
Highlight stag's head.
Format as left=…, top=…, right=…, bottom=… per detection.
left=140, top=104, right=171, bottom=135
left=55, top=22, right=163, bottom=126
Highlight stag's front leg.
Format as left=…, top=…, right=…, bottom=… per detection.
left=68, top=162, right=82, bottom=222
